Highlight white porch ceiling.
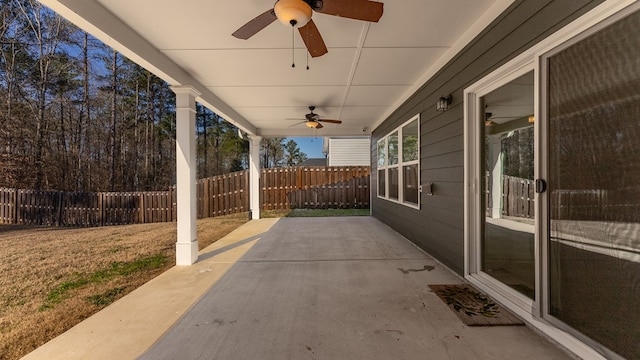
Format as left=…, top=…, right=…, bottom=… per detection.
left=40, top=0, right=513, bottom=137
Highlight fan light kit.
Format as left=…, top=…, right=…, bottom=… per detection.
left=274, top=0, right=312, bottom=28
left=485, top=112, right=495, bottom=126
left=289, top=106, right=342, bottom=129
left=232, top=0, right=384, bottom=67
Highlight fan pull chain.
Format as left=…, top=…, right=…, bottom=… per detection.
left=305, top=25, right=310, bottom=70
left=291, top=25, right=295, bottom=68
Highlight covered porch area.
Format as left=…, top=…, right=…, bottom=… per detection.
left=22, top=216, right=569, bottom=359
left=36, top=0, right=516, bottom=268
left=30, top=1, right=640, bottom=358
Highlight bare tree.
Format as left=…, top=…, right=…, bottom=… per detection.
left=0, top=0, right=250, bottom=192
left=14, top=0, right=74, bottom=189
left=108, top=49, right=117, bottom=190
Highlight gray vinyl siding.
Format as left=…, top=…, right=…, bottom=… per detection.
left=328, top=138, right=370, bottom=166
left=371, top=0, right=603, bottom=275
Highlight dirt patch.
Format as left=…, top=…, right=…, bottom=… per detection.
left=0, top=213, right=248, bottom=360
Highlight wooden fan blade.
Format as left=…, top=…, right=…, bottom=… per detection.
left=289, top=121, right=307, bottom=128
left=315, top=0, right=384, bottom=23
left=315, top=122, right=324, bottom=129
left=298, top=19, right=328, bottom=58
left=232, top=9, right=277, bottom=39
left=318, top=119, right=342, bottom=124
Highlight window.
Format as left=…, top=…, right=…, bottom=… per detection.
left=402, top=120, right=419, bottom=204
left=377, top=115, right=420, bottom=208
left=388, top=131, right=399, bottom=199
left=377, top=140, right=386, bottom=196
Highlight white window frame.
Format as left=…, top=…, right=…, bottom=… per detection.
left=377, top=115, right=420, bottom=209
left=376, top=138, right=386, bottom=198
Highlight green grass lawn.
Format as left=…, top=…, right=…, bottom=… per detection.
left=288, top=208, right=370, bottom=217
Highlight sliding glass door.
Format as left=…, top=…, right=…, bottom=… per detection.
left=466, top=3, right=640, bottom=359
left=545, top=9, right=640, bottom=359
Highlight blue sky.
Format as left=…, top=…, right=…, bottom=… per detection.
left=287, top=137, right=325, bottom=159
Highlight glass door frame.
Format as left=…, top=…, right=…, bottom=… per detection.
left=464, top=59, right=538, bottom=318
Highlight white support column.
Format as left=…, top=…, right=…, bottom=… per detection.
left=249, top=136, right=262, bottom=220
left=488, top=136, right=503, bottom=219
left=171, top=85, right=201, bottom=265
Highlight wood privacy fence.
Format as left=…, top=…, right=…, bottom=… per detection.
left=550, top=189, right=640, bottom=222
left=197, top=171, right=249, bottom=219
left=485, top=175, right=534, bottom=219
left=494, top=176, right=640, bottom=222
left=261, top=166, right=370, bottom=210
left=502, top=175, right=535, bottom=219
left=0, top=189, right=178, bottom=227
left=0, top=166, right=370, bottom=227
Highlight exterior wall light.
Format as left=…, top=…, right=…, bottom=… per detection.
left=436, top=95, right=452, bottom=112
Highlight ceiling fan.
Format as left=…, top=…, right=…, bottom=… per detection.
left=485, top=112, right=496, bottom=126
left=290, top=106, right=342, bottom=129
left=232, top=0, right=384, bottom=58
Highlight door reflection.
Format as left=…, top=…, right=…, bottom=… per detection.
left=481, top=71, right=535, bottom=299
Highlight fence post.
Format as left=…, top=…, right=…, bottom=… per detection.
left=14, top=188, right=19, bottom=225
left=140, top=193, right=146, bottom=224
left=56, top=191, right=64, bottom=227
left=15, top=189, right=22, bottom=225
left=99, top=192, right=104, bottom=226
left=168, top=186, right=173, bottom=222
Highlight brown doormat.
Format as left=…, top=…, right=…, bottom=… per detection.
left=428, top=284, right=524, bottom=326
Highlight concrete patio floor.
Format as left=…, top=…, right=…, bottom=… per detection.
left=23, top=217, right=572, bottom=360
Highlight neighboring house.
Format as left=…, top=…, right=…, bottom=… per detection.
left=297, top=158, right=327, bottom=167
left=322, top=137, right=370, bottom=167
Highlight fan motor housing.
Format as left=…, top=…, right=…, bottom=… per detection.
left=303, top=0, right=323, bottom=11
